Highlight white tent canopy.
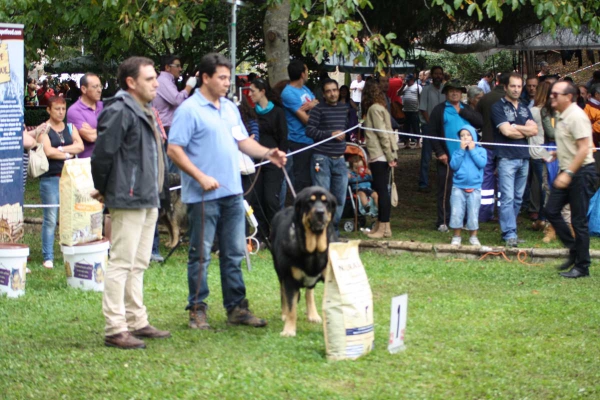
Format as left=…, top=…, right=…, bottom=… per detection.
left=323, top=51, right=416, bottom=74
left=443, top=26, right=600, bottom=53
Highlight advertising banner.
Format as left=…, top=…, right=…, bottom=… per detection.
left=0, top=23, right=25, bottom=243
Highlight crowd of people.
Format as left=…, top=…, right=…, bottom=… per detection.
left=20, top=53, right=600, bottom=348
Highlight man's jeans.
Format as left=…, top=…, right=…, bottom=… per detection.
left=418, top=124, right=432, bottom=189
left=546, top=164, right=598, bottom=273
left=310, top=154, right=349, bottom=231
left=152, top=220, right=161, bottom=256
left=186, top=195, right=247, bottom=312
left=40, top=176, right=59, bottom=262
left=497, top=158, right=529, bottom=240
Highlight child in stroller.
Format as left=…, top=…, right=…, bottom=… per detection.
left=347, top=155, right=378, bottom=217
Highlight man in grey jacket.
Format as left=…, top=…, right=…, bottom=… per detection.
left=91, top=56, right=170, bottom=350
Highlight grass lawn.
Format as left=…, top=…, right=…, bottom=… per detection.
left=4, top=149, right=599, bottom=398
left=2, top=230, right=600, bottom=399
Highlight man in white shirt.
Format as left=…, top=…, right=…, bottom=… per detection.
left=477, top=72, right=493, bottom=94
left=350, top=74, right=365, bottom=105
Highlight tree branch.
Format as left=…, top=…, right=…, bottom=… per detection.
left=134, top=33, right=162, bottom=58
left=355, top=8, right=374, bottom=36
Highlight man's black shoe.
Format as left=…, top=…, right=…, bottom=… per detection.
left=556, top=253, right=576, bottom=271
left=559, top=269, right=590, bottom=279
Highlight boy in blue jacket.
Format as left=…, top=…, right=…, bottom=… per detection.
left=449, top=125, right=487, bottom=246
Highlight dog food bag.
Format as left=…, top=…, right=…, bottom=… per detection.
left=59, top=158, right=103, bottom=246
left=322, top=240, right=374, bottom=361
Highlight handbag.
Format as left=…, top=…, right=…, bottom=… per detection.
left=588, top=189, right=600, bottom=237
left=390, top=170, right=398, bottom=207
left=27, top=124, right=50, bottom=178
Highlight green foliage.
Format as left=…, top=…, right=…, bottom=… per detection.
left=0, top=0, right=266, bottom=78
left=425, top=51, right=484, bottom=84
left=0, top=0, right=209, bottom=64
left=423, top=50, right=515, bottom=84
left=435, top=0, right=600, bottom=36
left=289, top=0, right=405, bottom=75
left=483, top=50, right=515, bottom=74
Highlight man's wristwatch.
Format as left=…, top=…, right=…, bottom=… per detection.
left=564, top=169, right=574, bottom=178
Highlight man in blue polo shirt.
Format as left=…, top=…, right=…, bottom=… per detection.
left=491, top=73, right=538, bottom=247
left=167, top=53, right=287, bottom=330
left=281, top=60, right=318, bottom=193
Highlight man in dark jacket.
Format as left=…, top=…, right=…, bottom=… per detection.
left=476, top=73, right=509, bottom=222
left=429, top=80, right=482, bottom=231
left=91, top=56, right=170, bottom=350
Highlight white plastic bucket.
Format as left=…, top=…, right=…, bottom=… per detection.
left=0, top=244, right=29, bottom=298
left=61, top=238, right=109, bottom=292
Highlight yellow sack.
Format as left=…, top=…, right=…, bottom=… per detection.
left=322, top=240, right=374, bottom=361
left=59, top=158, right=103, bottom=246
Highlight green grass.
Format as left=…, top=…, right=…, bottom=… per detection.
left=2, top=230, right=600, bottom=399
left=7, top=149, right=600, bottom=398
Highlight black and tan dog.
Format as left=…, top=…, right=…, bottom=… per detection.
left=270, top=186, right=337, bottom=337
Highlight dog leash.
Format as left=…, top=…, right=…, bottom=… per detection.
left=282, top=165, right=297, bottom=199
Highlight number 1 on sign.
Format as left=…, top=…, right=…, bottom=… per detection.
left=396, top=305, right=401, bottom=338
left=388, top=294, right=408, bottom=354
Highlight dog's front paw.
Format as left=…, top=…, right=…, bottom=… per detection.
left=280, top=329, right=296, bottom=337
left=281, top=314, right=287, bottom=322
left=307, top=314, right=322, bottom=324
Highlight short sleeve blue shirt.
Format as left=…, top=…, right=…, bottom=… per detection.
left=168, top=91, right=249, bottom=203
left=491, top=97, right=532, bottom=159
left=281, top=84, right=315, bottom=144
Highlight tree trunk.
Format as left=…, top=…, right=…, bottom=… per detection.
left=263, top=0, right=291, bottom=85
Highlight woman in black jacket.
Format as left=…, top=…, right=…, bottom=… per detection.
left=247, top=78, right=288, bottom=245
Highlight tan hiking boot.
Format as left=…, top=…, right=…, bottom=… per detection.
left=131, top=325, right=171, bottom=339
left=542, top=224, right=556, bottom=243
left=189, top=304, right=211, bottom=330
left=105, top=331, right=146, bottom=349
left=383, top=222, right=392, bottom=238
left=227, top=299, right=267, bottom=327
left=367, top=221, right=385, bottom=239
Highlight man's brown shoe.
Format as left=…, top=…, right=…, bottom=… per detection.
left=189, top=304, right=211, bottom=330
left=105, top=331, right=146, bottom=349
left=131, top=325, right=171, bottom=339
left=227, top=299, right=267, bottom=327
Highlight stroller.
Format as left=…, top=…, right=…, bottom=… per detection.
left=341, top=143, right=378, bottom=232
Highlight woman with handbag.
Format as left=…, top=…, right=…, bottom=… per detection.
left=362, top=80, right=398, bottom=239
left=37, top=96, right=84, bottom=269
left=247, top=78, right=288, bottom=245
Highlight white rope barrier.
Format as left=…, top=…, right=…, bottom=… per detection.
left=368, top=126, right=600, bottom=150
left=563, top=60, right=600, bottom=77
